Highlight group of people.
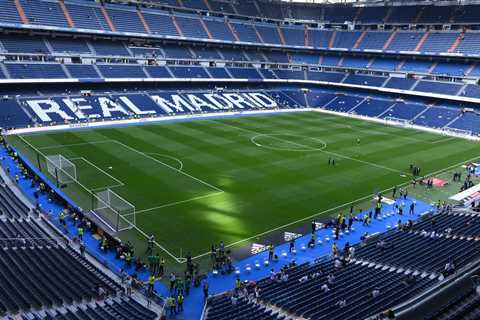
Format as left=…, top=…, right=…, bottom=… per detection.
left=210, top=241, right=234, bottom=274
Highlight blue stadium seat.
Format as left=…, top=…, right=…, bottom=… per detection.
left=381, top=102, right=427, bottom=120
left=175, top=14, right=209, bottom=39
left=97, top=64, right=147, bottom=78
left=90, top=40, right=130, bottom=56
left=343, top=74, right=387, bottom=87
left=204, top=18, right=235, bottom=41
left=227, top=67, right=262, bottom=79
left=0, top=35, right=49, bottom=54
left=106, top=4, right=146, bottom=33
left=6, top=63, right=66, bottom=79
left=383, top=77, right=417, bottom=90
left=230, top=21, right=260, bottom=43
left=448, top=112, right=480, bottom=133
left=49, top=38, right=91, bottom=54
left=66, top=64, right=100, bottom=79
left=64, top=2, right=105, bottom=30
left=169, top=65, right=209, bottom=78
left=325, top=94, right=364, bottom=113
left=352, top=98, right=394, bottom=117
left=420, top=32, right=458, bottom=54
left=386, top=32, right=423, bottom=52
left=20, top=0, right=68, bottom=28
left=332, top=31, right=361, bottom=49
left=414, top=81, right=462, bottom=96
left=357, top=32, right=390, bottom=50
left=414, top=107, right=461, bottom=128
left=0, top=0, right=21, bottom=24
left=142, top=10, right=179, bottom=36
left=308, top=29, right=333, bottom=49
left=145, top=65, right=172, bottom=78
left=282, top=26, right=305, bottom=47
left=256, top=24, right=282, bottom=45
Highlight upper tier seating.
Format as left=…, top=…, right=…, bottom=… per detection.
left=0, top=0, right=21, bottom=24
left=204, top=18, right=236, bottom=41
left=230, top=22, right=260, bottom=43
left=308, top=29, right=333, bottom=48
left=357, top=32, right=391, bottom=50
left=20, top=0, right=68, bottom=28
left=414, top=81, right=463, bottom=96
left=63, top=3, right=104, bottom=30
left=106, top=5, right=146, bottom=33
left=383, top=77, right=417, bottom=90
left=97, top=64, right=147, bottom=78
left=175, top=15, right=209, bottom=39
left=6, top=63, right=66, bottom=79
left=282, top=26, right=305, bottom=47
left=386, top=32, right=423, bottom=52
left=256, top=24, right=282, bottom=45
left=420, top=32, right=458, bottom=54
left=141, top=10, right=178, bottom=36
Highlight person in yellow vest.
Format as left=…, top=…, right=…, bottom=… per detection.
left=100, top=236, right=108, bottom=251
left=59, top=212, right=66, bottom=228
left=124, top=251, right=132, bottom=266
left=363, top=213, right=369, bottom=226
left=77, top=226, right=84, bottom=240
left=168, top=296, right=176, bottom=316
left=177, top=292, right=184, bottom=312
left=332, top=242, right=337, bottom=257
left=148, top=275, right=155, bottom=294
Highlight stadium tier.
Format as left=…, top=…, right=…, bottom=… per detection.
left=0, top=0, right=480, bottom=320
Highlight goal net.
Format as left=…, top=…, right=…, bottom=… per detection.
left=92, top=189, right=135, bottom=232
left=46, top=154, right=77, bottom=184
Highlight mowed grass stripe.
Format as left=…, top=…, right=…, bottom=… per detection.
left=9, top=111, right=480, bottom=257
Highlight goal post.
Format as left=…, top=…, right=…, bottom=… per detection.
left=91, top=189, right=136, bottom=232
left=46, top=154, right=77, bottom=185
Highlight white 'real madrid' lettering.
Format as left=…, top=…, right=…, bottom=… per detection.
left=203, top=94, right=235, bottom=110
left=248, top=93, right=278, bottom=108
left=62, top=97, right=100, bottom=119
left=150, top=95, right=195, bottom=113
left=119, top=96, right=156, bottom=115
left=98, top=97, right=129, bottom=117
left=26, top=99, right=74, bottom=122
left=186, top=94, right=217, bottom=111
left=223, top=93, right=261, bottom=109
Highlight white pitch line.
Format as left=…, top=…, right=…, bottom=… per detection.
left=431, top=136, right=457, bottom=144
left=135, top=191, right=225, bottom=215
left=76, top=157, right=125, bottom=187
left=144, top=152, right=184, bottom=171
left=36, top=140, right=113, bottom=150
left=15, top=135, right=187, bottom=263
left=191, top=153, right=480, bottom=260
left=213, top=119, right=409, bottom=175
left=111, top=140, right=224, bottom=193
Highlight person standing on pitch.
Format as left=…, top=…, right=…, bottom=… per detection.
left=146, top=234, right=155, bottom=255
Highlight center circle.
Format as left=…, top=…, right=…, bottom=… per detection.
left=251, top=134, right=327, bottom=152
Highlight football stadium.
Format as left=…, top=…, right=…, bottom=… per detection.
left=1, top=0, right=480, bottom=319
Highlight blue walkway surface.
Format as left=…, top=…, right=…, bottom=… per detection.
left=0, top=145, right=433, bottom=319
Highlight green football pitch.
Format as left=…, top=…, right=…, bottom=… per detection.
left=7, top=111, right=480, bottom=262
